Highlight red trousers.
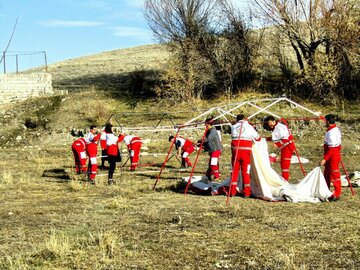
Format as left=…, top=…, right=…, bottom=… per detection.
left=182, top=145, right=195, bottom=167
left=280, top=144, right=295, bottom=181
left=324, top=148, right=342, bottom=198
left=72, top=144, right=87, bottom=174
left=129, top=142, right=142, bottom=170
left=230, top=149, right=252, bottom=196
left=86, top=143, right=98, bottom=180
left=206, top=150, right=221, bottom=180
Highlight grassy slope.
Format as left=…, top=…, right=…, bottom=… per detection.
left=47, top=44, right=169, bottom=92
left=1, top=44, right=360, bottom=269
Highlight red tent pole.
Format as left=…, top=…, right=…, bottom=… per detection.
left=184, top=126, right=209, bottom=196
left=341, top=159, right=355, bottom=196
left=281, top=118, right=306, bottom=176
left=226, top=120, right=244, bottom=206
left=153, top=126, right=182, bottom=190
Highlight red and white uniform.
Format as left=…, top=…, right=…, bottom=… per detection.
left=323, top=124, right=342, bottom=198
left=119, top=134, right=142, bottom=170
left=85, top=132, right=101, bottom=180
left=106, top=133, right=121, bottom=156
left=71, top=137, right=87, bottom=174
left=100, top=131, right=107, bottom=151
left=271, top=122, right=295, bottom=181
left=230, top=120, right=261, bottom=196
left=174, top=136, right=195, bottom=167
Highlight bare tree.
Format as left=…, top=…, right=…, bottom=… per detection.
left=252, top=0, right=333, bottom=70
left=194, top=0, right=256, bottom=96
left=145, top=0, right=220, bottom=44
left=145, top=0, right=222, bottom=98
left=252, top=0, right=359, bottom=100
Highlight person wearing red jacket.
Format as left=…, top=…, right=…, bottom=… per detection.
left=169, top=135, right=195, bottom=167
left=319, top=114, right=342, bottom=201
left=85, top=125, right=101, bottom=183
left=71, top=137, right=87, bottom=174
left=230, top=114, right=261, bottom=197
left=264, top=116, right=295, bottom=181
left=118, top=133, right=142, bottom=171
left=99, top=129, right=108, bottom=169
left=104, top=123, right=121, bottom=185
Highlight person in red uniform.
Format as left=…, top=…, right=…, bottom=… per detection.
left=230, top=114, right=261, bottom=197
left=85, top=125, right=101, bottom=183
left=264, top=116, right=295, bottom=181
left=118, top=133, right=142, bottom=171
left=99, top=129, right=108, bottom=169
left=168, top=135, right=196, bottom=168
left=104, top=123, right=121, bottom=185
left=319, top=114, right=342, bottom=201
left=71, top=137, right=87, bottom=174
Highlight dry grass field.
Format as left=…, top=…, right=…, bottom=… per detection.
left=0, top=89, right=359, bottom=270
left=1, top=44, right=359, bottom=269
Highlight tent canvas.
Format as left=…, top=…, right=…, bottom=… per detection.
left=183, top=140, right=332, bottom=203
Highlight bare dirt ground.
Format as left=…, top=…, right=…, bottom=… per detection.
left=0, top=93, right=359, bottom=269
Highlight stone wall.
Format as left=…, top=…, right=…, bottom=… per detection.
left=0, top=73, right=54, bottom=104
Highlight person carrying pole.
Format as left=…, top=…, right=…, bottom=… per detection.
left=118, top=133, right=142, bottom=171
left=264, top=116, right=295, bottom=181
left=229, top=114, right=261, bottom=197
left=168, top=135, right=196, bottom=168
left=104, top=123, right=121, bottom=185
left=85, top=125, right=101, bottom=184
left=319, top=114, right=342, bottom=201
left=71, top=136, right=87, bottom=174
left=203, top=117, right=222, bottom=181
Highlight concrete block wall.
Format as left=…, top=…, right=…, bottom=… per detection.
left=0, top=73, right=54, bottom=104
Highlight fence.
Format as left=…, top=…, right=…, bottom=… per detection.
left=0, top=51, right=48, bottom=74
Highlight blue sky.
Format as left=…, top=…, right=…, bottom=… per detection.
left=0, top=0, right=249, bottom=71
left=0, top=0, right=152, bottom=70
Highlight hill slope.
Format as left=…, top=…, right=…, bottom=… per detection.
left=40, top=44, right=169, bottom=92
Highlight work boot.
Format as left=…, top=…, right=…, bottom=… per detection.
left=328, top=195, right=340, bottom=202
